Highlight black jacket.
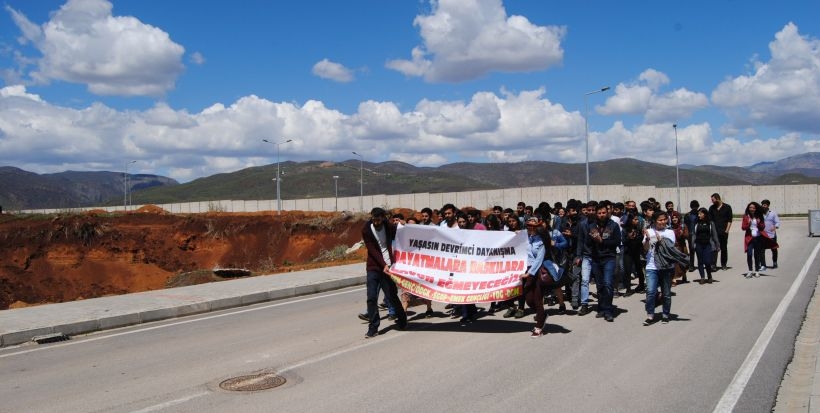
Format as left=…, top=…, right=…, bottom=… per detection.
left=576, top=218, right=621, bottom=259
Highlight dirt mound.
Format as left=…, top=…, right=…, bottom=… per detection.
left=0, top=210, right=371, bottom=310
left=135, top=204, right=169, bottom=214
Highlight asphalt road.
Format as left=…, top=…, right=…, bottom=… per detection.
left=1, top=220, right=818, bottom=413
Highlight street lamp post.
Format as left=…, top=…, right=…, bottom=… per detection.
left=352, top=151, right=363, bottom=212
left=123, top=160, right=135, bottom=212
left=584, top=86, right=611, bottom=201
left=673, top=124, right=681, bottom=213
left=332, top=175, right=339, bottom=211
left=262, top=138, right=293, bottom=215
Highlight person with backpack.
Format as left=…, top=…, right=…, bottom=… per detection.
left=693, top=207, right=720, bottom=284
left=684, top=200, right=700, bottom=272
left=539, top=216, right=570, bottom=314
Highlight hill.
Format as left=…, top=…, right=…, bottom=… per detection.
left=2, top=152, right=818, bottom=210
left=0, top=167, right=178, bottom=210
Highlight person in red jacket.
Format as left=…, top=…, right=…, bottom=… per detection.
left=362, top=207, right=407, bottom=338
left=741, top=202, right=777, bottom=278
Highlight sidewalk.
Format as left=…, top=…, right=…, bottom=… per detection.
left=0, top=263, right=365, bottom=347
left=774, top=272, right=820, bottom=413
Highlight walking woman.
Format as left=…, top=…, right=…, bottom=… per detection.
left=643, top=211, right=676, bottom=325
left=670, top=212, right=690, bottom=285
left=741, top=202, right=766, bottom=278
left=521, top=215, right=548, bottom=337
left=693, top=207, right=720, bottom=284
left=503, top=215, right=527, bottom=318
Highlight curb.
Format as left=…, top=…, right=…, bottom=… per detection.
left=0, top=274, right=365, bottom=347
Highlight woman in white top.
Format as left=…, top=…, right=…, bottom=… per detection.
left=642, top=211, right=676, bottom=325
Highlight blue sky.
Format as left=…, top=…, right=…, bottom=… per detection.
left=0, top=0, right=818, bottom=182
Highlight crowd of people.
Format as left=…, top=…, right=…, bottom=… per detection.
left=360, top=194, right=781, bottom=339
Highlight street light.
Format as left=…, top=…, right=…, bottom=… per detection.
left=352, top=151, right=363, bottom=212
left=673, top=124, right=681, bottom=213
left=262, top=138, right=293, bottom=215
left=123, top=160, right=136, bottom=212
left=584, top=86, right=610, bottom=201
left=332, top=175, right=339, bottom=211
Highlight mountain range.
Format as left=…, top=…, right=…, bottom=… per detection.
left=1, top=152, right=818, bottom=210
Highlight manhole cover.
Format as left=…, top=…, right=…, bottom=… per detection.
left=219, top=373, right=286, bottom=391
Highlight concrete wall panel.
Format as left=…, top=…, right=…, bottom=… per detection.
left=456, top=191, right=473, bottom=208
left=520, top=187, right=541, bottom=206
left=398, top=194, right=415, bottom=210
left=540, top=187, right=568, bottom=206
left=428, top=193, right=444, bottom=210
left=785, top=185, right=819, bottom=213
left=413, top=193, right=431, bottom=210
left=485, top=190, right=505, bottom=208
left=307, top=198, right=324, bottom=211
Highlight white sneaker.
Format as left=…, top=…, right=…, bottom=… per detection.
left=759, top=266, right=767, bottom=271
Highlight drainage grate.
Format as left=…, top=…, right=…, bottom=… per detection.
left=219, top=373, right=286, bottom=392
left=31, top=332, right=69, bottom=344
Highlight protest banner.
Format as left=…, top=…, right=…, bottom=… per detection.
left=389, top=225, right=527, bottom=304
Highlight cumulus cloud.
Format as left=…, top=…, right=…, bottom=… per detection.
left=386, top=0, right=565, bottom=82
left=6, top=0, right=185, bottom=96
left=312, top=58, right=355, bottom=82
left=712, top=22, right=820, bottom=134
left=0, top=82, right=815, bottom=183
left=588, top=121, right=818, bottom=168
left=598, top=69, right=708, bottom=124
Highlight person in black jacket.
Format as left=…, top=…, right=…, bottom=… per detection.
left=575, top=205, right=622, bottom=322
left=684, top=200, right=700, bottom=272
left=362, top=207, right=407, bottom=338
left=708, top=193, right=733, bottom=271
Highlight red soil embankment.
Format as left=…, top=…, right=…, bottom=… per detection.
left=0, top=208, right=368, bottom=310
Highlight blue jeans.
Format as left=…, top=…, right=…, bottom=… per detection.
left=590, top=257, right=616, bottom=315
left=746, top=236, right=763, bottom=271
left=694, top=243, right=714, bottom=279
left=645, top=268, right=673, bottom=316
left=580, top=256, right=592, bottom=305
left=366, top=270, right=405, bottom=334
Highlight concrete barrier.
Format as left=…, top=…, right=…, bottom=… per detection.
left=16, top=184, right=819, bottom=215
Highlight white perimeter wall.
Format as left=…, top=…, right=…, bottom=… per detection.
left=18, top=184, right=820, bottom=215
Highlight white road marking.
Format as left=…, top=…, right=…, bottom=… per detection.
left=0, top=287, right=363, bottom=359
left=713, top=240, right=820, bottom=413
left=127, top=319, right=408, bottom=412
left=129, top=391, right=210, bottom=413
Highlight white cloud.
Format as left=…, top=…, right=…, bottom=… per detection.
left=0, top=83, right=814, bottom=183
left=712, top=22, right=820, bottom=134
left=588, top=121, right=818, bottom=168
left=6, top=0, right=185, bottom=96
left=386, top=0, right=565, bottom=82
left=0, top=84, right=43, bottom=101
left=190, top=52, right=205, bottom=65
left=598, top=69, right=708, bottom=124
left=312, top=58, right=355, bottom=82
left=639, top=68, right=670, bottom=90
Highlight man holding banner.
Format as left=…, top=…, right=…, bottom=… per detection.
left=362, top=208, right=407, bottom=338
